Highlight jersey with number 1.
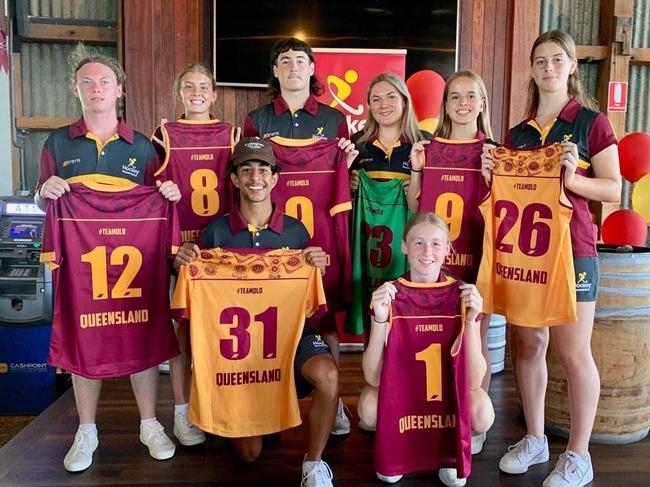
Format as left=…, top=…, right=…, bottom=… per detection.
left=153, top=119, right=235, bottom=243
left=375, top=275, right=471, bottom=478
left=348, top=169, right=410, bottom=335
left=172, top=248, right=326, bottom=437
left=40, top=178, right=180, bottom=379
left=476, top=144, right=576, bottom=327
left=269, top=136, right=352, bottom=312
left=418, top=137, right=487, bottom=283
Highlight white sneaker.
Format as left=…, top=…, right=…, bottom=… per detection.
left=499, top=434, right=549, bottom=474
left=330, top=398, right=350, bottom=435
left=438, top=468, right=467, bottom=487
left=301, top=458, right=334, bottom=487
left=139, top=420, right=176, bottom=460
left=173, top=411, right=206, bottom=446
left=63, top=428, right=99, bottom=472
left=543, top=450, right=594, bottom=487
left=471, top=431, right=486, bottom=455
left=376, top=472, right=403, bottom=483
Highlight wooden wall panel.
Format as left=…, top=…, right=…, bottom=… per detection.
left=459, top=0, right=540, bottom=141
left=122, top=0, right=543, bottom=139
left=123, top=0, right=212, bottom=136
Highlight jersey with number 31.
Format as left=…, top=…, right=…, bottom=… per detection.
left=172, top=248, right=327, bottom=437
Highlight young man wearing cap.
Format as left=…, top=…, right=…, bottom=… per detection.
left=243, top=37, right=356, bottom=436
left=175, top=137, right=338, bottom=487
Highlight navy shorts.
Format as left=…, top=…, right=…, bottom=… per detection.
left=574, top=256, right=599, bottom=302
left=294, top=325, right=332, bottom=398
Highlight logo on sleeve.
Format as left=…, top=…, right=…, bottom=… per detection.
left=121, top=157, right=140, bottom=178
left=62, top=158, right=80, bottom=168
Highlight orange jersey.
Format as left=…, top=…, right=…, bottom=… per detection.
left=476, top=144, right=577, bottom=327
left=172, top=248, right=327, bottom=437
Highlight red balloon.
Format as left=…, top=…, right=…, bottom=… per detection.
left=602, top=209, right=648, bottom=246
left=406, top=70, right=446, bottom=122
left=618, top=132, right=650, bottom=182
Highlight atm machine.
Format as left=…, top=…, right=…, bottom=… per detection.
left=0, top=197, right=55, bottom=414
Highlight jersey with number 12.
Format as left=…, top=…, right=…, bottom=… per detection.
left=40, top=178, right=181, bottom=379
left=476, top=144, right=576, bottom=327
left=375, top=275, right=471, bottom=478
left=269, top=136, right=352, bottom=312
left=172, top=248, right=327, bottom=437
left=153, top=119, right=235, bottom=243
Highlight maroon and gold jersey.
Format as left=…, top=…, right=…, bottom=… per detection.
left=376, top=275, right=472, bottom=478
left=153, top=120, right=236, bottom=243
left=171, top=248, right=327, bottom=437
left=418, top=137, right=487, bottom=283
left=40, top=177, right=180, bottom=379
left=269, top=136, right=352, bottom=312
left=476, top=144, right=577, bottom=327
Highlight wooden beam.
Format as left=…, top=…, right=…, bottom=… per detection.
left=576, top=45, right=608, bottom=61
left=507, top=0, right=541, bottom=129
left=23, top=24, right=117, bottom=43
left=15, top=117, right=76, bottom=130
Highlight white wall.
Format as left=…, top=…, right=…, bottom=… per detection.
left=0, top=66, right=14, bottom=196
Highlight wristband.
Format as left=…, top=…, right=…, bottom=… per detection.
left=410, top=168, right=423, bottom=173
left=373, top=318, right=389, bottom=325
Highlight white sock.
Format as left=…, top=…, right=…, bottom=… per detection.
left=140, top=417, right=157, bottom=426
left=302, top=457, right=319, bottom=474
left=78, top=423, right=97, bottom=434
left=175, top=403, right=189, bottom=415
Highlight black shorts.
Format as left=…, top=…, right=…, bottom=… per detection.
left=294, top=325, right=332, bottom=399
left=574, top=256, right=599, bottom=302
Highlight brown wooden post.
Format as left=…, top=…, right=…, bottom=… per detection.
left=596, top=0, right=632, bottom=218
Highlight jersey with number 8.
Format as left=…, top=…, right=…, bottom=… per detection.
left=40, top=181, right=181, bottom=379
left=153, top=119, right=236, bottom=243
left=375, top=275, right=472, bottom=478
left=418, top=137, right=487, bottom=283
left=476, top=144, right=576, bottom=327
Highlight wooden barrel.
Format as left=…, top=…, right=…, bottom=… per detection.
left=487, top=314, right=506, bottom=374
left=546, top=245, right=650, bottom=444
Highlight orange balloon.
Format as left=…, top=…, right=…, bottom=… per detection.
left=406, top=70, right=445, bottom=123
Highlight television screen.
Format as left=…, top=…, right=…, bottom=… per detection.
left=213, top=0, right=458, bottom=87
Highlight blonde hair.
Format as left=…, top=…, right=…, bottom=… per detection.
left=433, top=70, right=493, bottom=140
left=68, top=43, right=125, bottom=91
left=173, top=63, right=217, bottom=96
left=526, top=30, right=597, bottom=115
left=356, top=72, right=422, bottom=145
left=403, top=212, right=451, bottom=244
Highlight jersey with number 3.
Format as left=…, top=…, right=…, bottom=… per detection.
left=269, top=136, right=352, bottom=312
left=40, top=179, right=180, bottom=379
left=418, top=137, right=487, bottom=283
left=153, top=120, right=235, bottom=243
left=476, top=144, right=576, bottom=327
left=348, top=170, right=410, bottom=335
left=375, top=276, right=471, bottom=478
left=171, top=248, right=327, bottom=437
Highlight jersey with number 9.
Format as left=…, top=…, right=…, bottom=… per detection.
left=417, top=137, right=487, bottom=283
